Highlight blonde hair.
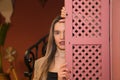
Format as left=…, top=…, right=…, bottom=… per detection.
left=38, top=16, right=63, bottom=80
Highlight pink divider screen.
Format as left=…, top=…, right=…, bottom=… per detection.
left=65, top=0, right=110, bottom=80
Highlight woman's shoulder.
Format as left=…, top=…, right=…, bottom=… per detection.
left=35, top=57, right=46, bottom=64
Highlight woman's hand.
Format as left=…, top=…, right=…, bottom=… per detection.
left=58, top=63, right=70, bottom=80
left=61, top=7, right=67, bottom=18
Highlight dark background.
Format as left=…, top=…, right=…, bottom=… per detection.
left=2, top=0, right=64, bottom=80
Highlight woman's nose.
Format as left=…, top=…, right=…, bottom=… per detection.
left=60, top=33, right=65, bottom=40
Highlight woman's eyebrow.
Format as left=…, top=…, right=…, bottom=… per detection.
left=54, top=30, right=60, bottom=32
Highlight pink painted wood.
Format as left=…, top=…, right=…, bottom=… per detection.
left=65, top=0, right=110, bottom=80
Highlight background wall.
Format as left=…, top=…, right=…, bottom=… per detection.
left=3, top=0, right=64, bottom=80
left=112, top=0, right=120, bottom=80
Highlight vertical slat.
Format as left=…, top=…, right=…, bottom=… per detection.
left=101, top=0, right=110, bottom=80
left=65, top=0, right=73, bottom=79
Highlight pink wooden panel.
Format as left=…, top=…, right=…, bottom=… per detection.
left=65, top=0, right=110, bottom=80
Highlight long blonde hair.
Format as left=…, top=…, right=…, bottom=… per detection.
left=38, top=15, right=63, bottom=80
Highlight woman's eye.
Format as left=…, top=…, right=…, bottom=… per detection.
left=54, top=31, right=60, bottom=35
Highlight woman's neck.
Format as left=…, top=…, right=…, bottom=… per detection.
left=55, top=48, right=65, bottom=58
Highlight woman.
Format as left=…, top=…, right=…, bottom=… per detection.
left=33, top=8, right=69, bottom=80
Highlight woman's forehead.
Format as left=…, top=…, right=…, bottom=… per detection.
left=59, top=19, right=65, bottom=23
left=54, top=22, right=65, bottom=30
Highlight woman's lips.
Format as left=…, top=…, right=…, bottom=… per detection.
left=59, top=41, right=65, bottom=45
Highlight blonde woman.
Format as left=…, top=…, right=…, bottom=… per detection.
left=33, top=7, right=69, bottom=80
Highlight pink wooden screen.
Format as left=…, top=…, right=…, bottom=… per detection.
left=65, top=0, right=110, bottom=80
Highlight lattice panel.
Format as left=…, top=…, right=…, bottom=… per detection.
left=72, top=0, right=102, bottom=38
left=72, top=44, right=102, bottom=80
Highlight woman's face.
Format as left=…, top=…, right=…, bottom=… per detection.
left=54, top=20, right=65, bottom=50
